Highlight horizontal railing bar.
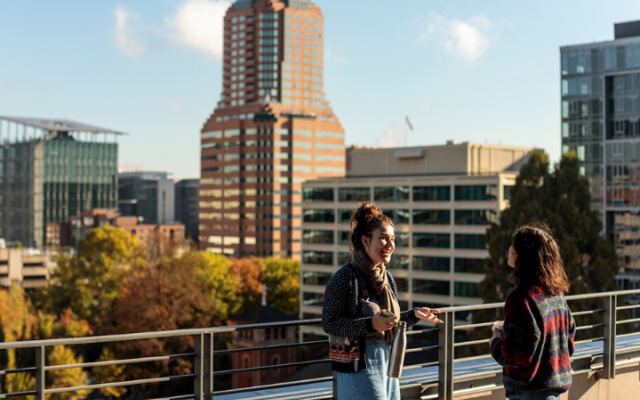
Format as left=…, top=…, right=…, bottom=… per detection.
left=0, top=390, right=37, bottom=399
left=454, top=321, right=495, bottom=330
left=453, top=369, right=501, bottom=381
left=44, top=374, right=194, bottom=394
left=575, top=323, right=605, bottom=331
left=566, top=289, right=640, bottom=300
left=573, top=309, right=605, bottom=316
left=437, top=302, right=504, bottom=313
left=405, top=345, right=439, bottom=354
left=615, top=331, right=640, bottom=339
left=45, top=353, right=195, bottom=371
left=406, top=328, right=439, bottom=335
left=616, top=317, right=640, bottom=325
left=454, top=338, right=491, bottom=348
left=145, top=395, right=194, bottom=400
left=215, top=340, right=328, bottom=355
left=617, top=304, right=640, bottom=311
left=212, top=376, right=333, bottom=396
left=0, top=367, right=36, bottom=375
left=453, top=354, right=493, bottom=363
left=0, top=319, right=324, bottom=350
left=402, top=361, right=439, bottom=371
left=571, top=353, right=603, bottom=361
left=574, top=338, right=603, bottom=345
left=616, top=345, right=640, bottom=355
left=213, top=359, right=328, bottom=376
left=616, top=356, right=640, bottom=367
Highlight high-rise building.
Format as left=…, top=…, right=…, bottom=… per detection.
left=0, top=117, right=121, bottom=248
left=560, top=20, right=640, bottom=297
left=298, top=142, right=533, bottom=339
left=175, top=179, right=200, bottom=243
left=199, top=0, right=345, bottom=258
left=118, top=171, right=175, bottom=225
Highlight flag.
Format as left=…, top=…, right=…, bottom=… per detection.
left=405, top=116, right=413, bottom=131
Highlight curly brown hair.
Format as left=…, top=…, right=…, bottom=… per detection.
left=350, top=203, right=394, bottom=252
left=511, top=223, right=571, bottom=294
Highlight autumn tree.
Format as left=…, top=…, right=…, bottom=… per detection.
left=46, top=345, right=91, bottom=400
left=35, top=226, right=146, bottom=327
left=228, top=257, right=265, bottom=314
left=264, top=257, right=300, bottom=316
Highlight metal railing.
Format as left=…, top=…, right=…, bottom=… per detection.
left=0, top=289, right=638, bottom=399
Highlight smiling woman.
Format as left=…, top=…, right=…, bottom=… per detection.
left=321, top=202, right=442, bottom=400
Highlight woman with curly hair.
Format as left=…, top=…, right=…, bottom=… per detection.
left=322, top=202, right=442, bottom=400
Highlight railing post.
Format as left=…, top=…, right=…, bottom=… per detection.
left=603, top=294, right=617, bottom=379
left=204, top=332, right=214, bottom=400
left=332, top=371, right=338, bottom=399
left=194, top=333, right=204, bottom=400
left=35, top=345, right=45, bottom=400
left=438, top=311, right=454, bottom=400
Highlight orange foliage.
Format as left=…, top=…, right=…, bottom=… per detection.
left=228, top=257, right=265, bottom=313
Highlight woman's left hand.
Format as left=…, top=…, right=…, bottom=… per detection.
left=415, top=307, right=443, bottom=323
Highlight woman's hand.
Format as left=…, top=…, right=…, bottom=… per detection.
left=491, top=321, right=504, bottom=340
left=372, top=310, right=397, bottom=332
left=415, top=307, right=443, bottom=323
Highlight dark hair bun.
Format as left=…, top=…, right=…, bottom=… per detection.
left=350, top=203, right=393, bottom=252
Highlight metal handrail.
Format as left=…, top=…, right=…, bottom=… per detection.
left=0, top=288, right=637, bottom=400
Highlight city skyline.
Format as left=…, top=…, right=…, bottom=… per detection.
left=1, top=1, right=640, bottom=179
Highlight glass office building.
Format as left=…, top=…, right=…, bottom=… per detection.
left=561, top=21, right=640, bottom=296
left=0, top=117, right=121, bottom=248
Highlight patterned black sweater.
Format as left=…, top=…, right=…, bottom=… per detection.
left=322, top=262, right=420, bottom=373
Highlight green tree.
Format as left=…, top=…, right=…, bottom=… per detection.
left=481, top=150, right=618, bottom=303
left=264, top=257, right=300, bottom=317
left=35, top=226, right=146, bottom=327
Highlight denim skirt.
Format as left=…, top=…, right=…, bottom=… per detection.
left=336, top=342, right=400, bottom=400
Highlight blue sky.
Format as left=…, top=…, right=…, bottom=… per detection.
left=1, top=0, right=639, bottom=179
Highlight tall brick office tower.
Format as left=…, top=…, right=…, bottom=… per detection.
left=199, top=0, right=345, bottom=258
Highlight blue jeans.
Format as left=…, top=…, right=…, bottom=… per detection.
left=336, top=342, right=400, bottom=400
left=509, top=391, right=561, bottom=400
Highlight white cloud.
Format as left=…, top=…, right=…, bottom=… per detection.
left=166, top=0, right=231, bottom=59
left=325, top=48, right=347, bottom=66
left=114, top=6, right=144, bottom=56
left=375, top=125, right=402, bottom=148
left=420, top=14, right=495, bottom=62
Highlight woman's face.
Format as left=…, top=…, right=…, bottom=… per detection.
left=508, top=244, right=518, bottom=269
left=362, top=225, right=395, bottom=265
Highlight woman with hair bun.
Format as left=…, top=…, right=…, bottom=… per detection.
left=490, top=224, right=576, bottom=400
left=322, top=202, right=442, bottom=400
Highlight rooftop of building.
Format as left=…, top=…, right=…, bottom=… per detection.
left=233, top=0, right=315, bottom=11
left=0, top=116, right=124, bottom=135
left=342, top=140, right=534, bottom=179
left=118, top=171, right=171, bottom=180
left=561, top=20, right=640, bottom=50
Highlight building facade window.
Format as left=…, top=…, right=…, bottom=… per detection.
left=413, top=233, right=450, bottom=248
left=396, top=232, right=410, bottom=247
left=303, top=251, right=333, bottom=265
left=454, top=282, right=481, bottom=298
left=454, top=234, right=487, bottom=249
left=338, top=187, right=370, bottom=202
left=388, top=254, right=409, bottom=270
left=413, top=186, right=450, bottom=201
left=303, top=209, right=335, bottom=223
left=454, top=210, right=498, bottom=225
left=302, top=271, right=333, bottom=286
left=454, top=258, right=484, bottom=273
left=394, top=278, right=409, bottom=293
left=374, top=186, right=410, bottom=202
left=413, top=209, right=451, bottom=225
left=337, top=231, right=351, bottom=245
left=503, top=185, right=515, bottom=201
left=413, top=279, right=450, bottom=296
left=303, top=230, right=334, bottom=244
left=383, top=209, right=410, bottom=224
left=413, top=256, right=450, bottom=272
left=337, top=251, right=352, bottom=265
left=302, top=292, right=324, bottom=306
left=454, top=185, right=498, bottom=201
left=338, top=209, right=353, bottom=223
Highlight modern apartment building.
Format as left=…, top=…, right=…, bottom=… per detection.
left=118, top=171, right=175, bottom=225
left=0, top=117, right=120, bottom=248
left=299, top=142, right=533, bottom=338
left=199, top=0, right=345, bottom=258
left=175, top=179, right=200, bottom=243
left=560, top=20, right=640, bottom=296
left=0, top=248, right=56, bottom=290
